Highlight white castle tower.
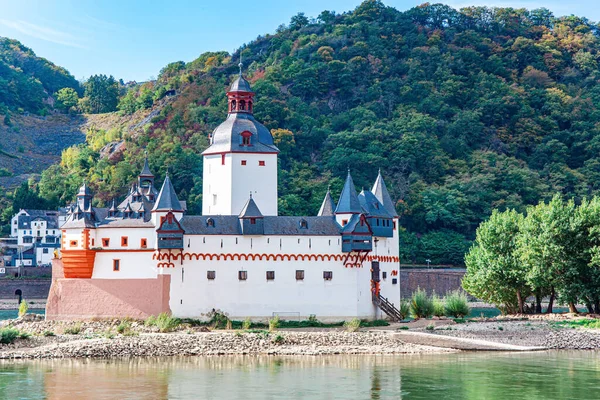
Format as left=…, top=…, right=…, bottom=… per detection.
left=202, top=61, right=279, bottom=216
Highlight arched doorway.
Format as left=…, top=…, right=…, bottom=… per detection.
left=15, top=289, right=22, bottom=305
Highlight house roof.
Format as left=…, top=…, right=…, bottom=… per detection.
left=229, top=75, right=253, bottom=93
left=371, top=170, right=398, bottom=217
left=335, top=171, right=362, bottom=214
left=180, top=216, right=341, bottom=236
left=358, top=189, right=392, bottom=218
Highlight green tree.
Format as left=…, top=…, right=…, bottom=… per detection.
left=463, top=209, right=528, bottom=314
left=81, top=74, right=119, bottom=113
left=54, top=88, right=79, bottom=113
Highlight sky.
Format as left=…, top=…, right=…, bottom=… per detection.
left=0, top=0, right=598, bottom=82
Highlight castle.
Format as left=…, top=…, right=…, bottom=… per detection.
left=47, top=68, right=401, bottom=322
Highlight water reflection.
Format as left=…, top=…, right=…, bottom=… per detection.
left=0, top=352, right=599, bottom=399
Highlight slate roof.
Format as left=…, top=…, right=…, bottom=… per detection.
left=358, top=189, right=392, bottom=218
left=17, top=213, right=60, bottom=230
left=96, top=219, right=155, bottom=228
left=335, top=171, right=362, bottom=214
left=139, top=157, right=154, bottom=177
left=152, top=174, right=183, bottom=212
left=372, top=170, right=398, bottom=217
left=239, top=196, right=263, bottom=218
left=180, top=216, right=341, bottom=236
left=317, top=189, right=335, bottom=217
left=203, top=113, right=279, bottom=155
left=229, top=75, right=253, bottom=92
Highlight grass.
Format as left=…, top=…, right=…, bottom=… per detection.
left=359, top=319, right=390, bottom=327
left=552, top=319, right=600, bottom=329
left=0, top=328, right=26, bottom=344
left=64, top=323, right=82, bottom=335
left=145, top=313, right=181, bottom=333
left=432, top=294, right=445, bottom=317
left=242, top=318, right=251, bottom=330
left=410, top=288, right=434, bottom=319
left=444, top=290, right=471, bottom=318
left=399, top=301, right=410, bottom=320
left=116, top=320, right=131, bottom=334
left=42, top=330, right=55, bottom=337
left=398, top=326, right=409, bottom=330
left=268, top=316, right=280, bottom=332
left=273, top=334, right=285, bottom=344
left=344, top=318, right=361, bottom=332
left=425, top=325, right=434, bottom=331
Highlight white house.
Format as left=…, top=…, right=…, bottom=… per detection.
left=49, top=68, right=401, bottom=322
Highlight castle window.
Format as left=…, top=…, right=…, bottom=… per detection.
left=323, top=271, right=333, bottom=281
left=241, top=160, right=247, bottom=165
left=376, top=219, right=380, bottom=227
left=392, top=278, right=398, bottom=285
left=121, top=237, right=128, bottom=247
left=393, top=221, right=396, bottom=230
left=296, top=270, right=304, bottom=280
left=221, top=154, right=226, bottom=165
left=102, top=238, right=110, bottom=247
left=230, top=99, right=236, bottom=112
left=382, top=271, right=387, bottom=280
left=207, top=271, right=216, bottom=280
left=238, top=271, right=247, bottom=281
left=239, top=100, right=246, bottom=111
left=70, top=240, right=78, bottom=247
left=241, top=131, right=252, bottom=146
left=250, top=218, right=256, bottom=225
left=258, top=161, right=265, bottom=166
left=299, top=219, right=308, bottom=229
left=266, top=271, right=275, bottom=281
left=113, top=259, right=120, bottom=272
left=141, top=238, right=147, bottom=248
left=207, top=218, right=215, bottom=227
left=91, top=238, right=95, bottom=246
left=342, top=219, right=348, bottom=226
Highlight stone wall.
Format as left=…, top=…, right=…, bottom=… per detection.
left=399, top=268, right=466, bottom=299
left=0, top=279, right=51, bottom=299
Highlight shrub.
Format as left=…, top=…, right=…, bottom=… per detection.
left=268, top=316, right=280, bottom=332
left=344, top=318, right=361, bottom=332
left=445, top=290, right=471, bottom=318
left=145, top=315, right=157, bottom=326
left=104, top=329, right=115, bottom=339
left=42, top=330, right=55, bottom=337
left=399, top=301, right=410, bottom=320
left=273, top=334, right=284, bottom=344
left=308, top=314, right=318, bottom=323
left=64, top=323, right=82, bottom=335
left=425, top=325, right=434, bottom=331
left=410, top=288, right=434, bottom=319
left=153, top=313, right=180, bottom=333
left=0, top=328, right=20, bottom=344
left=208, top=311, right=230, bottom=329
left=18, top=300, right=28, bottom=318
left=432, top=294, right=445, bottom=317
left=398, top=326, right=409, bottom=330
left=242, top=317, right=251, bottom=330
left=117, top=320, right=131, bottom=334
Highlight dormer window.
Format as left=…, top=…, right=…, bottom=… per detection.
left=299, top=219, right=308, bottom=229
left=241, top=131, right=252, bottom=146
left=207, top=218, right=215, bottom=228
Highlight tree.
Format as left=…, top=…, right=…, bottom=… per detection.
left=289, top=13, right=309, bottom=30
left=463, top=209, right=528, bottom=314
left=55, top=88, right=79, bottom=113
left=81, top=75, right=119, bottom=113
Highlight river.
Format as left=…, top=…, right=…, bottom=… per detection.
left=0, top=352, right=598, bottom=399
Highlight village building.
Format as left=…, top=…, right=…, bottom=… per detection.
left=9, top=209, right=66, bottom=267
left=48, top=67, right=401, bottom=321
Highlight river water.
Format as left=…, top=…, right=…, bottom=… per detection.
left=0, top=352, right=599, bottom=399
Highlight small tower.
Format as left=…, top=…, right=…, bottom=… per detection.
left=151, top=173, right=184, bottom=225
left=76, top=181, right=92, bottom=211
left=334, top=170, right=362, bottom=226
left=138, top=155, right=157, bottom=201
left=202, top=57, right=279, bottom=216
left=317, top=187, right=335, bottom=217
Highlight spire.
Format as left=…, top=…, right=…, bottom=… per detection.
left=371, top=170, right=398, bottom=217
left=335, top=170, right=362, bottom=214
left=239, top=52, right=243, bottom=76
left=139, top=154, right=154, bottom=178
left=239, top=194, right=263, bottom=218
left=318, top=187, right=335, bottom=217
left=152, top=173, right=183, bottom=212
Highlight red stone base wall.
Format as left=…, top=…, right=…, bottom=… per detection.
left=46, top=259, right=171, bottom=320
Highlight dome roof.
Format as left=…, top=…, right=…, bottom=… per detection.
left=203, top=113, right=279, bottom=155
left=229, top=75, right=253, bottom=93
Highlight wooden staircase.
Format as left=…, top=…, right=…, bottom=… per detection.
left=373, top=293, right=403, bottom=321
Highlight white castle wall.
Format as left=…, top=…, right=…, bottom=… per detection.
left=202, top=153, right=278, bottom=216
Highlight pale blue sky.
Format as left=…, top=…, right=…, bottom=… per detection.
left=0, top=0, right=597, bottom=82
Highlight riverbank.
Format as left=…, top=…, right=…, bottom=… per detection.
left=2, top=314, right=600, bottom=359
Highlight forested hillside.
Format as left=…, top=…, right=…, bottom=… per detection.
left=11, top=1, right=600, bottom=264
left=0, top=38, right=81, bottom=114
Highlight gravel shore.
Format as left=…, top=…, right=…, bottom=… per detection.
left=3, top=314, right=600, bottom=359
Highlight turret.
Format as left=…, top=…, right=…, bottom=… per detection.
left=238, top=193, right=264, bottom=235
left=334, top=170, right=362, bottom=226
left=317, top=187, right=335, bottom=217
left=151, top=172, right=184, bottom=225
